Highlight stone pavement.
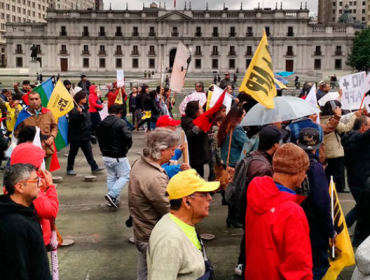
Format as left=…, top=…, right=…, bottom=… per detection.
left=15, top=130, right=359, bottom=279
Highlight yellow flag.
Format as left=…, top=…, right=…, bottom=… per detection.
left=239, top=31, right=277, bottom=109
left=115, top=88, right=123, bottom=104
left=47, top=80, right=74, bottom=119
left=206, top=90, right=213, bottom=111
left=323, top=179, right=355, bottom=280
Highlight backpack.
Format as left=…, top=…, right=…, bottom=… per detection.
left=225, top=153, right=266, bottom=205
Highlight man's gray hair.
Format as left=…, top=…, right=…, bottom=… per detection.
left=3, top=164, right=36, bottom=195
left=146, top=128, right=180, bottom=160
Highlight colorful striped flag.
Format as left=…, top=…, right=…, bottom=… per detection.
left=33, top=77, right=55, bottom=108
left=33, top=78, right=70, bottom=152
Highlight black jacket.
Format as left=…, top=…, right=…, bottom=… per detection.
left=77, top=80, right=91, bottom=92
left=301, top=153, right=335, bottom=252
left=68, top=104, right=91, bottom=142
left=181, top=116, right=210, bottom=166
left=0, top=195, right=51, bottom=280
left=342, top=129, right=370, bottom=192
left=97, top=115, right=132, bottom=158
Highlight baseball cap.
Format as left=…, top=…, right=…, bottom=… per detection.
left=298, top=127, right=321, bottom=151
left=167, top=169, right=220, bottom=200
left=10, top=143, right=45, bottom=168
left=156, top=115, right=181, bottom=128
left=258, top=125, right=283, bottom=150
left=225, top=71, right=230, bottom=75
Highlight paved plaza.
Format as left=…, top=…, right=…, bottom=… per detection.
left=22, top=129, right=356, bottom=280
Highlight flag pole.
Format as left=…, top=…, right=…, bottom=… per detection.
left=330, top=176, right=335, bottom=259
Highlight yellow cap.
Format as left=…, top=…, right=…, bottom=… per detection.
left=167, top=169, right=220, bottom=200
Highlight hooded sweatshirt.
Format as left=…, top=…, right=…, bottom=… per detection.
left=10, top=143, right=59, bottom=246
left=244, top=176, right=313, bottom=280
left=0, top=195, right=51, bottom=280
left=88, top=85, right=103, bottom=113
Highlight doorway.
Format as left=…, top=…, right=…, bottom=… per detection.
left=285, top=60, right=294, bottom=72
left=169, top=48, right=177, bottom=70
left=61, top=58, right=68, bottom=72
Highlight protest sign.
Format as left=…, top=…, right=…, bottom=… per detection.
left=340, top=72, right=366, bottom=110
left=117, top=70, right=124, bottom=87
left=99, top=102, right=108, bottom=121
left=209, top=85, right=233, bottom=113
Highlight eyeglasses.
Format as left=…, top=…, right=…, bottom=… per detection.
left=189, top=193, right=211, bottom=199
left=21, top=177, right=41, bottom=186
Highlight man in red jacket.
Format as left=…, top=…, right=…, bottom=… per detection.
left=244, top=143, right=313, bottom=280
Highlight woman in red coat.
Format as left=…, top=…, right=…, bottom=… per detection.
left=88, top=85, right=104, bottom=137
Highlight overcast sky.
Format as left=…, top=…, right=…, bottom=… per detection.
left=106, top=0, right=318, bottom=16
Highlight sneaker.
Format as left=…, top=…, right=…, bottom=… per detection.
left=105, top=194, right=119, bottom=209
left=92, top=167, right=105, bottom=174
left=234, top=264, right=243, bottom=276
left=67, top=170, right=77, bottom=176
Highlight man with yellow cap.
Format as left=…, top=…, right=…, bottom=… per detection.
left=147, top=169, right=219, bottom=280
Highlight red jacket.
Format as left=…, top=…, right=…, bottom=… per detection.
left=107, top=90, right=118, bottom=109
left=33, top=185, right=59, bottom=246
left=88, top=85, right=103, bottom=113
left=244, top=176, right=313, bottom=280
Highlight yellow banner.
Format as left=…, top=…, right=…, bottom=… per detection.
left=206, top=90, right=213, bottom=111
left=115, top=88, right=123, bottom=104
left=323, top=180, right=355, bottom=280
left=47, top=80, right=74, bottom=119
left=239, top=31, right=276, bottom=109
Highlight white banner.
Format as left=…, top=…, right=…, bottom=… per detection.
left=340, top=72, right=366, bottom=110
left=117, top=70, right=125, bottom=87
left=169, top=42, right=191, bottom=92
left=209, top=85, right=233, bottom=114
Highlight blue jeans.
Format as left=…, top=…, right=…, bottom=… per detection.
left=123, top=116, right=134, bottom=130
left=102, top=157, right=131, bottom=198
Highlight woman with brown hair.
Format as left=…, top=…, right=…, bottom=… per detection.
left=217, top=105, right=248, bottom=228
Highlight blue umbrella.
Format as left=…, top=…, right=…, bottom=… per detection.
left=275, top=71, right=295, bottom=77
left=274, top=75, right=289, bottom=85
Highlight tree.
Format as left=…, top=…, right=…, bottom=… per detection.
left=347, top=28, right=370, bottom=71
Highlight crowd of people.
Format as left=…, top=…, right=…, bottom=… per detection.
left=0, top=72, right=370, bottom=280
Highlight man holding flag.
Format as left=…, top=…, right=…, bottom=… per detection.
left=14, top=91, right=57, bottom=170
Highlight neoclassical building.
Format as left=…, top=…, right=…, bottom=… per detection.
left=5, top=3, right=356, bottom=74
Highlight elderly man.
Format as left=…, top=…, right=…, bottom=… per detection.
left=147, top=169, right=219, bottom=280
left=129, top=128, right=180, bottom=280
left=14, top=91, right=58, bottom=170
left=244, top=143, right=312, bottom=280
left=0, top=164, right=51, bottom=279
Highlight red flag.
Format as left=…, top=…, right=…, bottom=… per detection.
left=49, top=142, right=60, bottom=172
left=193, top=89, right=227, bottom=132
left=22, top=91, right=30, bottom=105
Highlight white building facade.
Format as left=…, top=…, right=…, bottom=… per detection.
left=0, top=0, right=95, bottom=66
left=5, top=5, right=356, bottom=74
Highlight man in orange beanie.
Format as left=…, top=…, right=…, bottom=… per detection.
left=244, top=143, right=313, bottom=280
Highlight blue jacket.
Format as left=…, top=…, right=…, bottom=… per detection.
left=301, top=153, right=335, bottom=252
left=162, top=149, right=182, bottom=179
left=221, top=125, right=248, bottom=167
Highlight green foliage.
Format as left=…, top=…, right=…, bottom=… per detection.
left=347, top=28, right=370, bottom=71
